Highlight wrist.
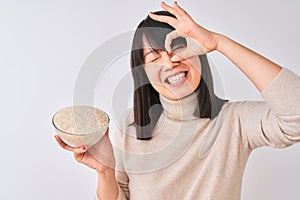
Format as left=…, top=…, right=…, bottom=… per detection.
left=96, top=167, right=119, bottom=200
left=214, top=34, right=229, bottom=53
left=97, top=167, right=115, bottom=177
left=196, top=30, right=222, bottom=53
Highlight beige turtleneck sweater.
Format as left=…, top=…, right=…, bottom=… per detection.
left=95, top=68, right=300, bottom=200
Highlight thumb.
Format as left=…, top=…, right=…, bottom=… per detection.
left=171, top=37, right=206, bottom=62
left=171, top=54, right=185, bottom=62
left=186, top=37, right=206, bottom=56
left=170, top=45, right=195, bottom=62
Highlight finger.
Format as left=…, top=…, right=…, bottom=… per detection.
left=186, top=38, right=206, bottom=55
left=149, top=13, right=178, bottom=28
left=73, top=152, right=85, bottom=163
left=105, top=128, right=109, bottom=138
left=171, top=51, right=196, bottom=62
left=171, top=40, right=205, bottom=62
left=73, top=146, right=87, bottom=154
left=173, top=1, right=187, bottom=15
left=165, top=30, right=184, bottom=53
left=170, top=54, right=184, bottom=62
left=54, top=135, right=74, bottom=152
left=160, top=2, right=179, bottom=18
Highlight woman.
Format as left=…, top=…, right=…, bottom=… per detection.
left=55, top=2, right=300, bottom=199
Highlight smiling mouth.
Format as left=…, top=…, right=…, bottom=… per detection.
left=165, top=71, right=188, bottom=85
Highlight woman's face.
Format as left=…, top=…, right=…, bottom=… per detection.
left=143, top=38, right=201, bottom=100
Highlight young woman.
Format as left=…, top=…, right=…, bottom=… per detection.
left=55, top=2, right=300, bottom=199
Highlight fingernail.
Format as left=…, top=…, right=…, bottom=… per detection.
left=166, top=50, right=170, bottom=55
left=175, top=1, right=178, bottom=4
left=171, top=56, right=177, bottom=62
left=150, top=11, right=153, bottom=14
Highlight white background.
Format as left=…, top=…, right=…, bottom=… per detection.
left=1, top=0, right=299, bottom=199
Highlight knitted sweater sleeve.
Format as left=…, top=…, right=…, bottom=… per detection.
left=234, top=68, right=300, bottom=149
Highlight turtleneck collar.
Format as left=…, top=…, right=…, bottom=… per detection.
left=159, top=92, right=199, bottom=121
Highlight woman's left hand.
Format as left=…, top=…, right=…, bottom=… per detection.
left=149, top=1, right=219, bottom=60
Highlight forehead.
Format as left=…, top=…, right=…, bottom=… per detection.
left=140, top=28, right=169, bottom=52
left=141, top=36, right=152, bottom=51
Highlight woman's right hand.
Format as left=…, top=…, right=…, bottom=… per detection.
left=54, top=129, right=115, bottom=174
left=149, top=2, right=220, bottom=60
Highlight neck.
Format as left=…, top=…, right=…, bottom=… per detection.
left=159, top=92, right=199, bottom=121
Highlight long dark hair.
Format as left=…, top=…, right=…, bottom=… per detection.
left=130, top=11, right=228, bottom=140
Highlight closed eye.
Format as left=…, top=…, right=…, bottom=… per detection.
left=145, top=54, right=161, bottom=64
left=150, top=57, right=159, bottom=62
left=144, top=50, right=161, bottom=63
left=172, top=45, right=185, bottom=52
left=170, top=37, right=187, bottom=53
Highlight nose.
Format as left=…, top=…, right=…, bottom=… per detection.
left=161, top=51, right=178, bottom=71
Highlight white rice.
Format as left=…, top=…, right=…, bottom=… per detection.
left=53, top=106, right=109, bottom=135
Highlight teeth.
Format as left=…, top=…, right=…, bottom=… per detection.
left=167, top=72, right=186, bottom=84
